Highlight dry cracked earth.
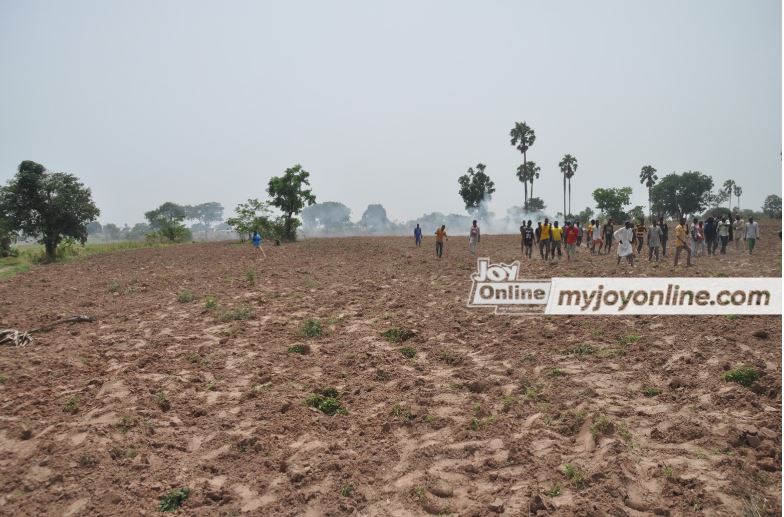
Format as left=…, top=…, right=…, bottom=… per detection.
left=0, top=227, right=781, bottom=516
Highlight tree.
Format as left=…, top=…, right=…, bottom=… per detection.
left=650, top=171, right=714, bottom=220
left=0, top=216, right=14, bottom=257
left=144, top=202, right=190, bottom=242
left=527, top=197, right=546, bottom=212
left=359, top=204, right=391, bottom=232
left=509, top=122, right=536, bottom=209
left=227, top=199, right=275, bottom=242
left=558, top=154, right=578, bottom=218
left=86, top=221, right=103, bottom=236
left=576, top=207, right=595, bottom=223
left=722, top=179, right=736, bottom=211
left=733, top=185, right=742, bottom=210
left=592, top=187, right=633, bottom=222
left=762, top=195, right=782, bottom=218
left=639, top=165, right=658, bottom=218
left=0, top=160, right=100, bottom=260
left=267, top=164, right=316, bottom=241
left=186, top=202, right=224, bottom=237
left=301, top=202, right=352, bottom=233
left=103, top=223, right=121, bottom=241
left=705, top=189, right=729, bottom=209
left=126, top=222, right=151, bottom=241
left=516, top=161, right=540, bottom=209
left=628, top=205, right=645, bottom=222
left=458, top=163, right=496, bottom=220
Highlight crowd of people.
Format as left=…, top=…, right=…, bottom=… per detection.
left=418, top=214, right=762, bottom=267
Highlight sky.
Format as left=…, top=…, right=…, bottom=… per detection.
left=0, top=0, right=781, bottom=226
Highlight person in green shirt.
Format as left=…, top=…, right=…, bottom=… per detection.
left=717, top=216, right=730, bottom=255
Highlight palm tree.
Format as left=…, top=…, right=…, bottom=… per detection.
left=509, top=122, right=536, bottom=209
left=639, top=165, right=658, bottom=218
left=528, top=162, right=541, bottom=202
left=558, top=154, right=577, bottom=219
left=722, top=179, right=735, bottom=211
left=516, top=164, right=528, bottom=208
left=733, top=185, right=742, bottom=211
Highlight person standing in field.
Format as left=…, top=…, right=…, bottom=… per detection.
left=414, top=224, right=423, bottom=247
left=733, top=215, right=744, bottom=251
left=522, top=220, right=534, bottom=259
left=591, top=219, right=602, bottom=254
left=673, top=217, right=692, bottom=267
left=635, top=218, right=646, bottom=255
left=694, top=221, right=706, bottom=256
left=435, top=225, right=447, bottom=258
left=576, top=222, right=583, bottom=247
left=744, top=217, right=760, bottom=254
left=251, top=230, right=266, bottom=258
left=565, top=222, right=579, bottom=262
left=659, top=218, right=669, bottom=257
left=717, top=216, right=730, bottom=255
left=614, top=221, right=635, bottom=266
left=469, top=220, right=480, bottom=254
left=689, top=217, right=699, bottom=255
left=603, top=219, right=614, bottom=254
left=550, top=221, right=563, bottom=260
left=539, top=218, right=552, bottom=260
left=704, top=216, right=718, bottom=255
left=647, top=219, right=662, bottom=261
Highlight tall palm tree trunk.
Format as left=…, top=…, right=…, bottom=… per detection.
left=562, top=174, right=566, bottom=220
left=568, top=178, right=572, bottom=218
left=523, top=151, right=528, bottom=209
left=530, top=180, right=534, bottom=200
left=523, top=180, right=528, bottom=210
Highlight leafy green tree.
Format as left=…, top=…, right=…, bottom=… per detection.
left=650, top=171, right=714, bottom=220
left=126, top=222, right=151, bottom=241
left=576, top=206, right=594, bottom=223
left=458, top=163, right=496, bottom=219
left=0, top=217, right=14, bottom=257
left=762, top=194, right=782, bottom=219
left=559, top=154, right=578, bottom=218
left=722, top=179, right=735, bottom=211
left=185, top=202, right=224, bottom=237
left=0, top=160, right=100, bottom=260
left=359, top=204, right=391, bottom=232
left=527, top=197, right=546, bottom=212
left=86, top=221, right=103, bottom=236
left=227, top=199, right=286, bottom=242
left=732, top=184, right=742, bottom=210
left=510, top=122, right=536, bottom=209
left=638, top=165, right=658, bottom=217
left=144, top=202, right=190, bottom=242
left=592, top=187, right=633, bottom=222
left=628, top=205, right=645, bottom=222
left=267, top=164, right=316, bottom=241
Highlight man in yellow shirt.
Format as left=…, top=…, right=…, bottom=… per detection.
left=673, top=217, right=691, bottom=267
left=538, top=218, right=552, bottom=260
left=550, top=221, right=563, bottom=260
left=435, top=225, right=448, bottom=259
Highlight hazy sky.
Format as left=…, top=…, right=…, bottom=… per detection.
left=1, top=0, right=780, bottom=226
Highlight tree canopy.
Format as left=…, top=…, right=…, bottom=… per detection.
left=649, top=171, right=714, bottom=220
left=458, top=163, right=495, bottom=219
left=0, top=160, right=100, bottom=260
left=267, top=164, right=316, bottom=241
left=592, top=187, right=632, bottom=222
left=762, top=194, right=782, bottom=219
left=301, top=202, right=352, bottom=233
left=144, top=202, right=190, bottom=242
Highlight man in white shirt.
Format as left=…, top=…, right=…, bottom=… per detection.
left=733, top=215, right=744, bottom=251
left=614, top=221, right=635, bottom=266
left=744, top=217, right=760, bottom=254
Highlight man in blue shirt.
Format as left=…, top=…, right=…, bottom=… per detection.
left=414, top=224, right=422, bottom=247
left=252, top=230, right=266, bottom=257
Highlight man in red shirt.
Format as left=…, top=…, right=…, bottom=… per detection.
left=565, top=221, right=579, bottom=262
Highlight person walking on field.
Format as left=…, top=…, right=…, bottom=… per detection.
left=565, top=222, right=579, bottom=262
left=659, top=217, right=669, bottom=257
left=635, top=218, right=646, bottom=255
left=673, top=217, right=692, bottom=267
left=251, top=230, right=266, bottom=258
left=704, top=217, right=717, bottom=255
left=414, top=224, right=423, bottom=247
left=591, top=219, right=602, bottom=254
left=603, top=219, right=615, bottom=254
left=469, top=220, right=480, bottom=254
left=550, top=221, right=563, bottom=260
left=717, top=216, right=730, bottom=255
left=435, top=225, right=447, bottom=259
left=647, top=219, right=662, bottom=261
left=539, top=218, right=552, bottom=260
left=614, top=221, right=635, bottom=267
left=733, top=215, right=744, bottom=251
left=744, top=217, right=760, bottom=254
left=521, top=220, right=534, bottom=259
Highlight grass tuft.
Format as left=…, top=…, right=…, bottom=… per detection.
left=177, top=290, right=194, bottom=303
left=158, top=487, right=190, bottom=512
left=381, top=327, right=416, bottom=343
left=299, top=318, right=323, bottom=338
left=723, top=366, right=760, bottom=387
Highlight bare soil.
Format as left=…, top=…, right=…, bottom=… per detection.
left=0, top=229, right=781, bottom=516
